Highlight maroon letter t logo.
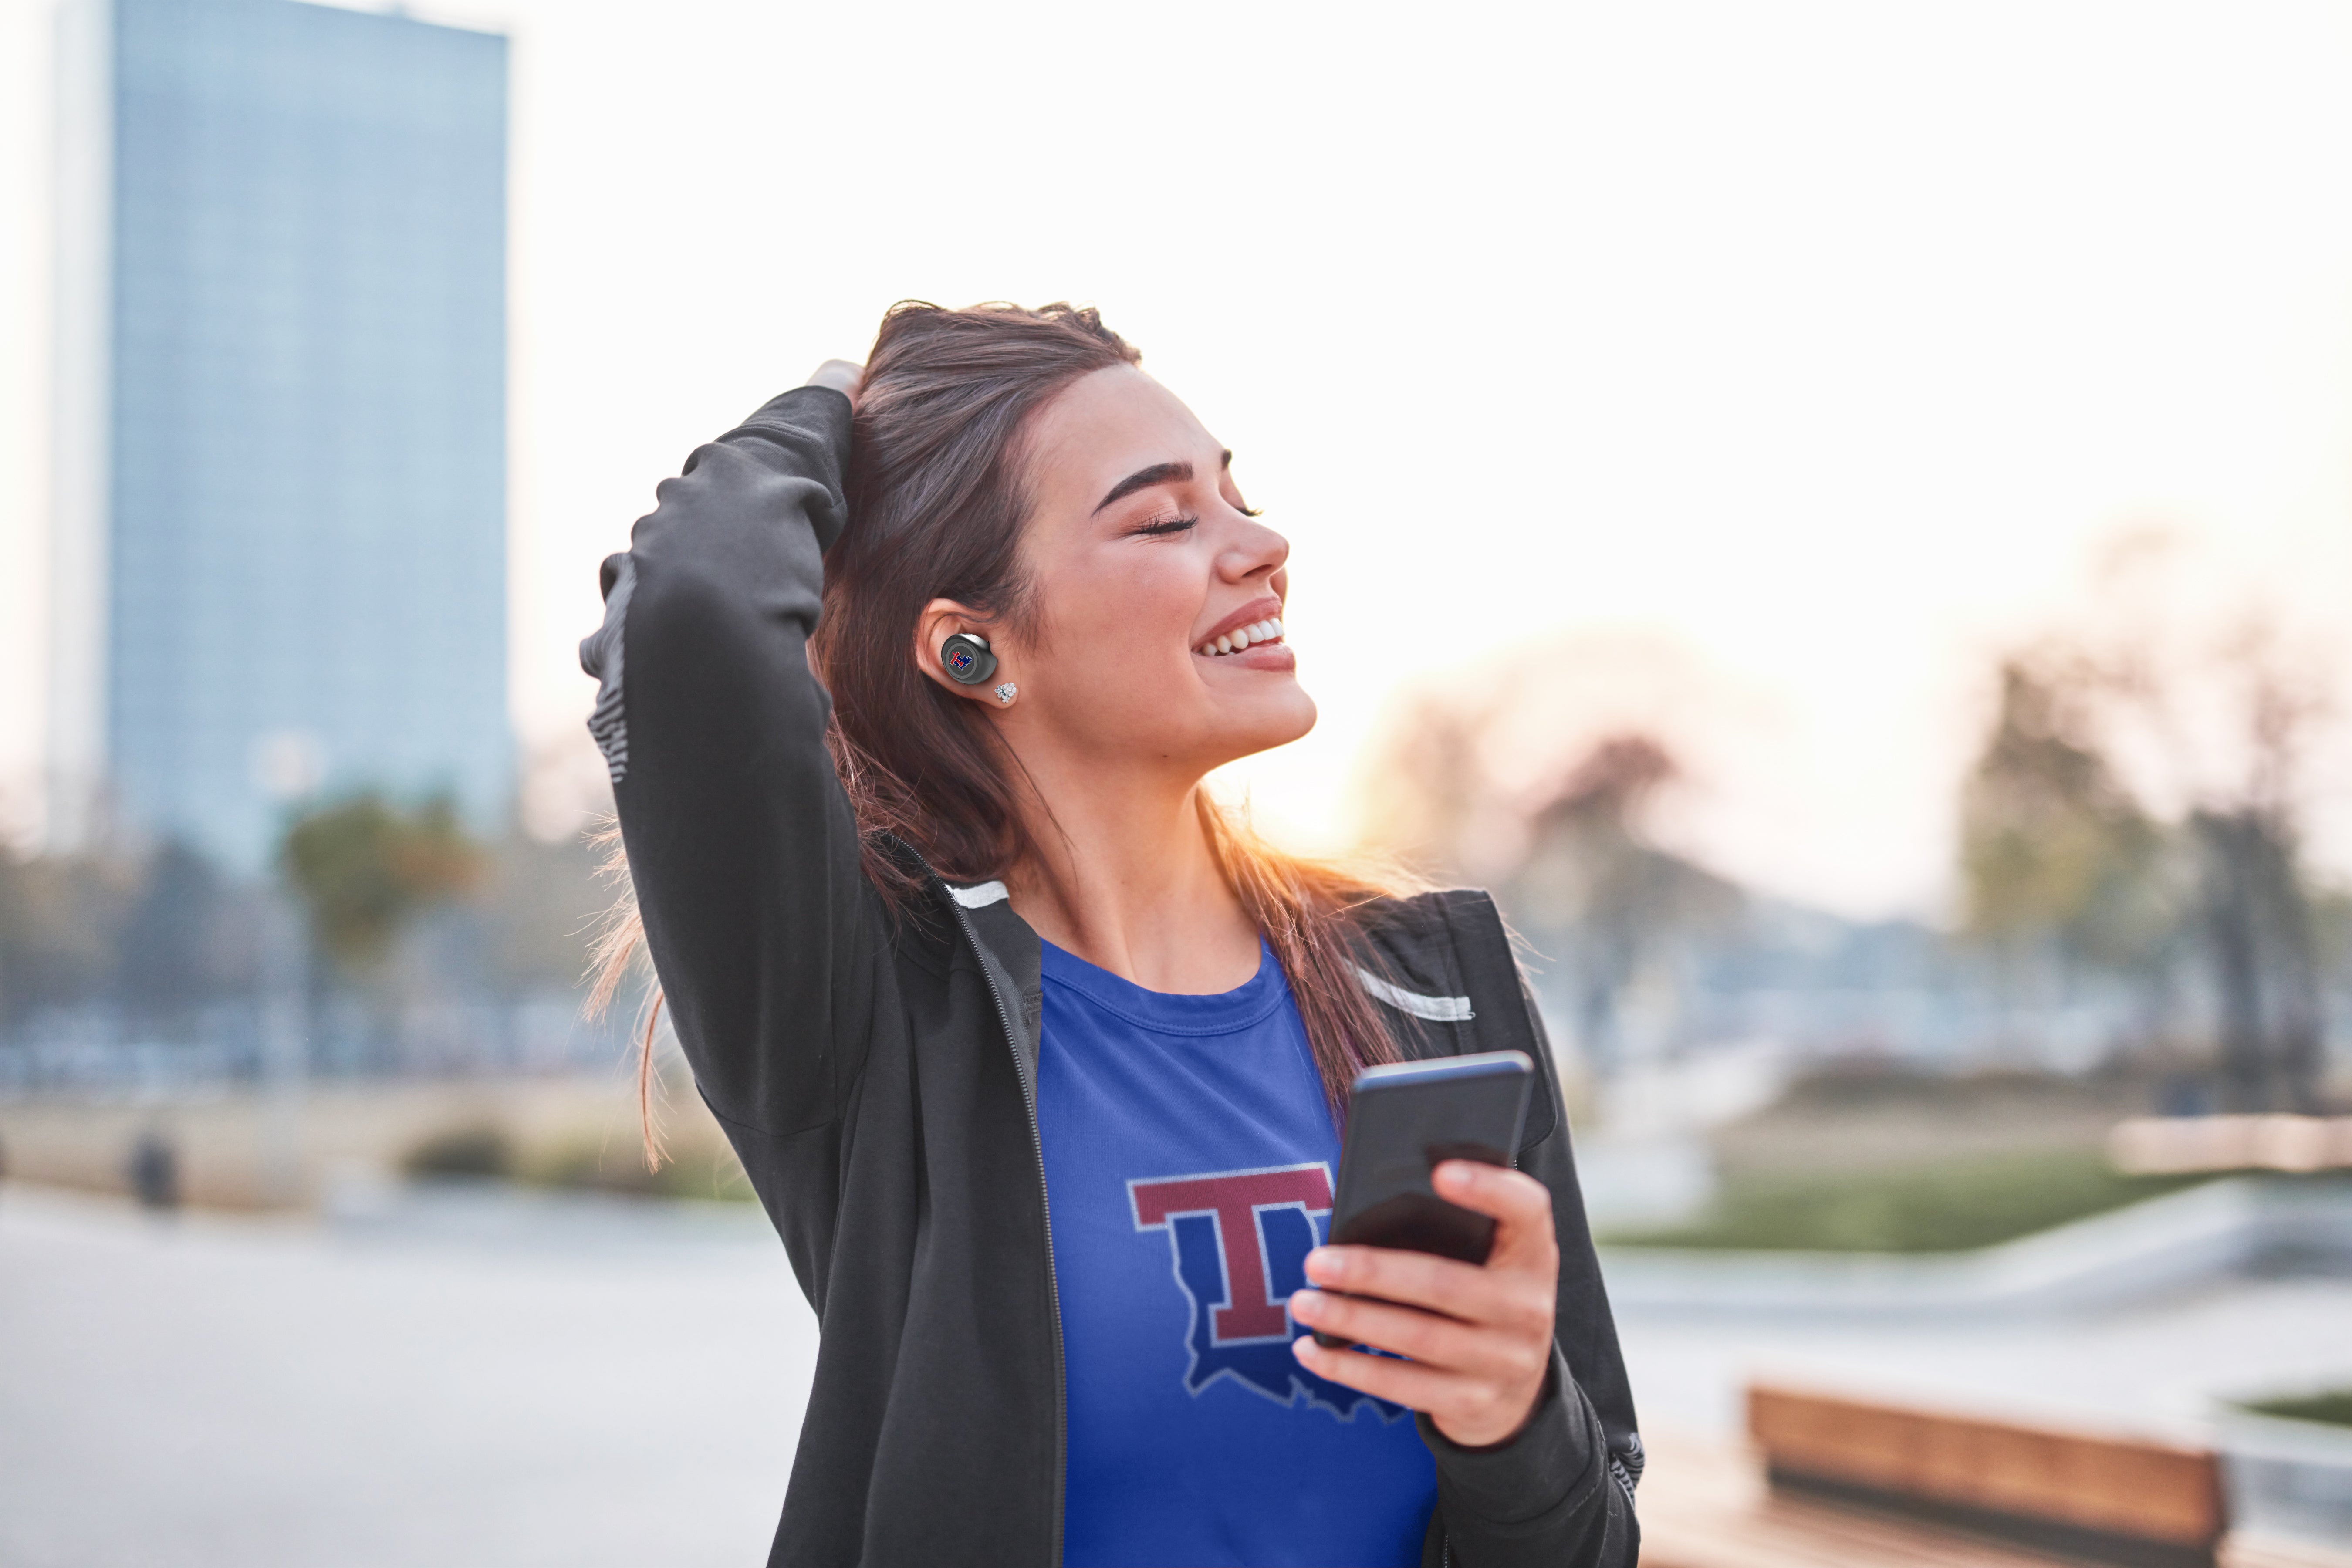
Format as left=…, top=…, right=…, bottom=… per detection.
left=1129, top=1163, right=1335, bottom=1342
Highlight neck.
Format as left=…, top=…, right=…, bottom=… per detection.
left=999, top=749, right=1261, bottom=995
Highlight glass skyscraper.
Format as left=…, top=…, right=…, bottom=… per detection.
left=51, top=0, right=509, bottom=873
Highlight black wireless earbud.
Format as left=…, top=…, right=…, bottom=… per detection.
left=939, top=632, right=998, bottom=686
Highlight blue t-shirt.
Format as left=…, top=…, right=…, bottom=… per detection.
left=1037, top=938, right=1438, bottom=1568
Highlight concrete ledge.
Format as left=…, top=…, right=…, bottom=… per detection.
left=2218, top=1409, right=2352, bottom=1550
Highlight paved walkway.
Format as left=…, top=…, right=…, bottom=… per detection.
left=6, top=1181, right=2350, bottom=1565
left=0, top=1185, right=813, bottom=1568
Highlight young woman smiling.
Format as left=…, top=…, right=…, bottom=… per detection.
left=583, top=303, right=1640, bottom=1567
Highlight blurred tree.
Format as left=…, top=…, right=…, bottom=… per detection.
left=1963, top=592, right=2339, bottom=1109
left=1355, top=654, right=1748, bottom=1074
left=2176, top=645, right=2332, bottom=1111
left=1504, top=736, right=1743, bottom=1074
left=113, top=841, right=262, bottom=1027
left=475, top=832, right=605, bottom=994
left=2, top=802, right=605, bottom=1075
left=280, top=795, right=485, bottom=981
left=1960, top=656, right=2176, bottom=979
left=0, top=848, right=138, bottom=1032
left=2190, top=808, right=2322, bottom=1110
left=1352, top=686, right=1504, bottom=884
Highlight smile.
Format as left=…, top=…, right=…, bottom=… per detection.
left=1194, top=618, right=1286, bottom=658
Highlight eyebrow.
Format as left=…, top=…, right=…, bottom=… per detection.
left=1092, top=460, right=1190, bottom=516
left=1089, top=451, right=1236, bottom=516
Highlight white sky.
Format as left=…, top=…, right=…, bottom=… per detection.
left=4, top=0, right=2350, bottom=919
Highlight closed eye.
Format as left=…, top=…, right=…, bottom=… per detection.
left=1129, top=513, right=1199, bottom=538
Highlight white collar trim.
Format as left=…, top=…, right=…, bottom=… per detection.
left=1355, top=966, right=1475, bottom=1022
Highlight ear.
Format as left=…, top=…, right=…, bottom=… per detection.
left=914, top=599, right=1011, bottom=703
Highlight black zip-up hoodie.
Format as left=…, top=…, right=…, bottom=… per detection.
left=581, top=385, right=1643, bottom=1566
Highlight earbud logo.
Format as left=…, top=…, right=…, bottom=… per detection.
left=940, top=632, right=997, bottom=686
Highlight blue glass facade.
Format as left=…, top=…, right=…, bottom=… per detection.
left=103, top=0, right=507, bottom=871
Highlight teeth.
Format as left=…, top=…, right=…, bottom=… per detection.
left=1196, top=616, right=1289, bottom=657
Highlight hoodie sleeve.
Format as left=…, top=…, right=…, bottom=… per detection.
left=580, top=385, right=885, bottom=1139
left=1419, top=899, right=1642, bottom=1568
left=1417, top=1347, right=1639, bottom=1567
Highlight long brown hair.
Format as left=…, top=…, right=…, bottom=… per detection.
left=593, top=302, right=1409, bottom=1161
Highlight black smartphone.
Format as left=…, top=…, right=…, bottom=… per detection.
left=1311, top=1049, right=1535, bottom=1350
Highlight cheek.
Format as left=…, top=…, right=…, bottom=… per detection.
left=1035, top=556, right=1201, bottom=680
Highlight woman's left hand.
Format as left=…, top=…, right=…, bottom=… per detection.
left=1289, top=1160, right=1559, bottom=1448
left=803, top=358, right=865, bottom=405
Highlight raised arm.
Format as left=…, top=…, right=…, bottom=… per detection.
left=580, top=376, right=882, bottom=1139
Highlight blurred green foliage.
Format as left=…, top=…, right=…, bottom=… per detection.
left=0, top=852, right=137, bottom=1030
left=393, top=1123, right=756, bottom=1202
left=401, top=1124, right=514, bottom=1179
left=525, top=1133, right=756, bottom=1202
left=2242, top=1391, right=2352, bottom=1429
left=1961, top=659, right=2176, bottom=972
left=0, top=843, right=265, bottom=1031
left=281, top=795, right=485, bottom=979
left=2, top=807, right=611, bottom=1056
left=1958, top=639, right=2345, bottom=1112
left=1602, top=1147, right=2209, bottom=1253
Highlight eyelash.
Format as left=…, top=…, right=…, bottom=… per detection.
left=1127, top=500, right=1263, bottom=537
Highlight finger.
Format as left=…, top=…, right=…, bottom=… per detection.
left=1302, top=1249, right=1552, bottom=1345
left=1305, top=1245, right=1518, bottom=1326
left=1304, top=1245, right=1552, bottom=1341
left=1306, top=1244, right=1479, bottom=1309
left=1431, top=1162, right=1550, bottom=1227
left=1289, top=1289, right=1530, bottom=1382
left=1432, top=1162, right=1558, bottom=1266
left=1291, top=1335, right=1458, bottom=1411
left=1298, top=1334, right=1548, bottom=1449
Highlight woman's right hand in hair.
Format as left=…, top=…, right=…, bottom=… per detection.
left=805, top=358, right=864, bottom=406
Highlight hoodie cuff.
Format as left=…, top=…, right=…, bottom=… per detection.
left=1415, top=1345, right=1592, bottom=1527
left=726, top=385, right=855, bottom=551
left=743, top=382, right=852, bottom=429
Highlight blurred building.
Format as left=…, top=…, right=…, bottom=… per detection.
left=50, top=0, right=510, bottom=874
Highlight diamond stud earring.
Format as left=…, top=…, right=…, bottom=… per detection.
left=993, top=682, right=1018, bottom=707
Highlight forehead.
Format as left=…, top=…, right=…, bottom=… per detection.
left=1023, top=364, right=1217, bottom=510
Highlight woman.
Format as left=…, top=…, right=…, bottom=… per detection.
left=583, top=302, right=1641, bottom=1567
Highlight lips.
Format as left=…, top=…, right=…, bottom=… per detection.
left=1193, top=596, right=1288, bottom=659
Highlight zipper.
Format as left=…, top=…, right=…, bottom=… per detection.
left=937, top=877, right=1068, bottom=1568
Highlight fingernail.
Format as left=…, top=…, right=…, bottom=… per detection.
left=1306, top=1248, right=1342, bottom=1283
left=1289, top=1290, right=1321, bottom=1321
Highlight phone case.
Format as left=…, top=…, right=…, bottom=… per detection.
left=1311, top=1051, right=1533, bottom=1350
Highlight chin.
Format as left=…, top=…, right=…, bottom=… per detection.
left=1220, top=685, right=1318, bottom=759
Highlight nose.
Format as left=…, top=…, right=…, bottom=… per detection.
left=1218, top=512, right=1289, bottom=585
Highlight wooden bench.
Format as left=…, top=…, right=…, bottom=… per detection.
left=1639, top=1419, right=2350, bottom=1568
left=1746, top=1384, right=2224, bottom=1566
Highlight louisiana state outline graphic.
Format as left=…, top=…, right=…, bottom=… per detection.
left=1128, top=1162, right=1407, bottom=1423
